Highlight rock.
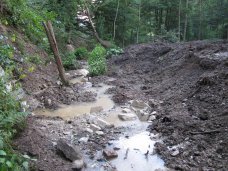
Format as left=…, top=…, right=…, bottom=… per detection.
left=47, top=99, right=52, bottom=105
left=56, top=139, right=82, bottom=161
left=122, top=108, right=131, bottom=113
left=72, top=159, right=84, bottom=170
left=136, top=110, right=150, bottom=121
left=80, top=77, right=87, bottom=82
left=66, top=44, right=75, bottom=52
left=85, top=128, right=93, bottom=134
left=151, top=111, right=157, bottom=115
left=90, top=124, right=101, bottom=131
left=131, top=100, right=150, bottom=109
left=95, top=118, right=113, bottom=129
left=118, top=113, right=138, bottom=121
left=95, top=131, right=104, bottom=135
left=56, top=80, right=62, bottom=86
left=76, top=69, right=89, bottom=77
left=171, top=149, right=180, bottom=156
left=79, top=137, right=89, bottom=143
left=90, top=106, right=103, bottom=114
left=148, top=115, right=156, bottom=121
left=103, top=149, right=118, bottom=159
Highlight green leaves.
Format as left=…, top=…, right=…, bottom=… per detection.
left=0, top=150, right=7, bottom=156
left=88, top=44, right=107, bottom=76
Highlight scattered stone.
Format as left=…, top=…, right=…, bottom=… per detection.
left=90, top=106, right=103, bottom=114
left=56, top=80, right=62, bottom=86
left=85, top=128, right=93, bottom=134
left=47, top=99, right=52, bottom=105
left=81, top=77, right=87, bottom=82
left=171, top=149, right=180, bottom=157
left=148, top=115, right=156, bottom=121
left=122, top=108, right=131, bottom=113
left=76, top=69, right=89, bottom=77
left=79, top=137, right=89, bottom=143
left=95, top=118, right=113, bottom=129
left=103, top=149, right=118, bottom=159
left=90, top=124, right=101, bottom=131
left=113, top=147, right=121, bottom=151
left=56, top=139, right=82, bottom=161
left=151, top=111, right=157, bottom=115
left=131, top=100, right=150, bottom=109
left=136, top=110, right=150, bottom=121
left=95, top=131, right=104, bottom=136
left=72, top=159, right=84, bottom=170
left=118, top=113, right=138, bottom=121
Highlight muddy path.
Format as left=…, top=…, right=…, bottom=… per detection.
left=14, top=40, right=228, bottom=171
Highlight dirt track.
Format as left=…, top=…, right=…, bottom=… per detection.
left=15, top=40, right=228, bottom=171
left=106, top=40, right=228, bottom=170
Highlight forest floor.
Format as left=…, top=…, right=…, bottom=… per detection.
left=14, top=40, right=228, bottom=171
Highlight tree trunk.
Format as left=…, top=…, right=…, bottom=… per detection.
left=183, top=0, right=189, bottom=41
left=136, top=1, right=141, bottom=44
left=43, top=21, right=68, bottom=85
left=85, top=3, right=112, bottom=48
left=113, top=0, right=120, bottom=41
left=198, top=0, right=202, bottom=40
left=178, top=0, right=182, bottom=42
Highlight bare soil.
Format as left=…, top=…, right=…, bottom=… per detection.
left=14, top=40, right=228, bottom=171
left=106, top=40, right=228, bottom=170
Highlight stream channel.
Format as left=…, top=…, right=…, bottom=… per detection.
left=35, top=70, right=166, bottom=171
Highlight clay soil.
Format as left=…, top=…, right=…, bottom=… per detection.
left=14, top=40, right=228, bottom=171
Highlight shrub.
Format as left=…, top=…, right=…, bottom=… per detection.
left=62, top=52, right=79, bottom=70
left=106, top=47, right=123, bottom=58
left=88, top=45, right=107, bottom=76
left=0, top=74, right=28, bottom=171
left=74, top=47, right=88, bottom=60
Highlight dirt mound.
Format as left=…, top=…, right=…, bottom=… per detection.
left=108, top=40, right=228, bottom=170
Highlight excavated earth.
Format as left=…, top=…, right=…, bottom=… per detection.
left=14, top=40, right=228, bottom=171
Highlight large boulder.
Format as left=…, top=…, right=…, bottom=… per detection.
left=56, top=139, right=82, bottom=161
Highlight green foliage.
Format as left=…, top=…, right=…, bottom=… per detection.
left=0, top=74, right=28, bottom=171
left=25, top=54, right=43, bottom=65
left=62, top=52, right=79, bottom=70
left=88, top=45, right=107, bottom=76
left=74, top=47, right=88, bottom=60
left=0, top=44, right=14, bottom=68
left=106, top=47, right=123, bottom=58
left=4, top=0, right=55, bottom=45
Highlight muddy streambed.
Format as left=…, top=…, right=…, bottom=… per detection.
left=34, top=76, right=166, bottom=171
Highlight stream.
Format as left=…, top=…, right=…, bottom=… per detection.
left=34, top=70, right=166, bottom=171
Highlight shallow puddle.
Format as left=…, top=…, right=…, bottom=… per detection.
left=35, top=84, right=114, bottom=119
left=109, top=131, right=165, bottom=171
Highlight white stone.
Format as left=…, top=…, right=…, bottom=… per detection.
left=148, top=115, right=156, bottom=121
left=122, top=108, right=131, bottom=113
left=90, top=124, right=101, bottom=131
left=95, top=118, right=113, bottom=129
left=72, top=159, right=84, bottom=170
left=76, top=69, right=89, bottom=77
left=95, top=131, right=104, bottom=135
left=85, top=128, right=93, bottom=134
left=131, top=100, right=150, bottom=109
left=79, top=137, right=89, bottom=143
left=118, top=113, right=138, bottom=121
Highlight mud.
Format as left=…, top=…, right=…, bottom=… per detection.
left=14, top=40, right=228, bottom=171
left=107, top=40, right=228, bottom=170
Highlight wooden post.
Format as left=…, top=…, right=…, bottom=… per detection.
left=43, top=21, right=68, bottom=85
